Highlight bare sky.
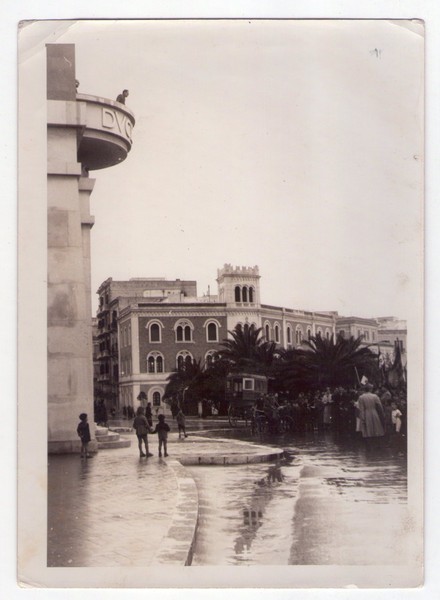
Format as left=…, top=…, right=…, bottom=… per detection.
left=22, top=19, right=423, bottom=318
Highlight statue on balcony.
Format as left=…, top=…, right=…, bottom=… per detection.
left=116, top=89, right=129, bottom=104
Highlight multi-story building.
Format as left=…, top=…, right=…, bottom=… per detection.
left=95, top=265, right=338, bottom=414
left=335, top=316, right=380, bottom=345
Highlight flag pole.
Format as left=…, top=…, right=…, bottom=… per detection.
left=354, top=366, right=361, bottom=386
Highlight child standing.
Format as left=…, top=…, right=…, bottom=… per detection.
left=176, top=409, right=188, bottom=439
left=151, top=414, right=170, bottom=457
left=77, top=413, right=92, bottom=458
left=132, top=406, right=153, bottom=458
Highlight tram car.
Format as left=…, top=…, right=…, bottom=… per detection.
left=225, top=372, right=268, bottom=427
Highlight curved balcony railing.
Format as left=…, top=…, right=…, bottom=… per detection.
left=76, top=93, right=135, bottom=171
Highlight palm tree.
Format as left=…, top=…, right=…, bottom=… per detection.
left=217, top=324, right=282, bottom=376
left=164, top=359, right=206, bottom=412
left=164, top=357, right=229, bottom=414
left=278, top=334, right=379, bottom=391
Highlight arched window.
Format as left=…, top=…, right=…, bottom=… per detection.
left=317, top=328, right=323, bottom=338
left=205, top=350, right=217, bottom=367
left=274, top=324, right=280, bottom=343
left=249, top=287, right=254, bottom=303
left=147, top=352, right=164, bottom=373
left=235, top=286, right=241, bottom=302
left=177, top=351, right=193, bottom=370
left=326, top=330, right=330, bottom=340
left=242, top=286, right=248, bottom=302
left=206, top=322, right=219, bottom=342
left=152, top=391, right=161, bottom=406
left=295, top=326, right=303, bottom=345
left=307, top=328, right=312, bottom=340
left=265, top=323, right=270, bottom=340
left=287, top=326, right=292, bottom=344
left=175, top=320, right=193, bottom=342
left=149, top=322, right=161, bottom=343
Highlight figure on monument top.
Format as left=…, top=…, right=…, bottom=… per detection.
left=116, top=89, right=129, bottom=104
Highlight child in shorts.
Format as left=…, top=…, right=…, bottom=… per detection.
left=151, top=414, right=170, bottom=457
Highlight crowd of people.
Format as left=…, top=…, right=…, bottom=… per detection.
left=252, top=383, right=407, bottom=450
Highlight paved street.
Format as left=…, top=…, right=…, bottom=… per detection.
left=48, top=418, right=410, bottom=568
left=191, top=430, right=409, bottom=565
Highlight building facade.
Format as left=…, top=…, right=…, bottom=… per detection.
left=47, top=44, right=135, bottom=452
left=95, top=264, right=338, bottom=414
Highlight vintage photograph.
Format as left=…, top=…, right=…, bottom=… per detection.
left=18, top=18, right=424, bottom=588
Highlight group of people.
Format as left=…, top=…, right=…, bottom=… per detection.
left=252, top=384, right=406, bottom=450
left=132, top=405, right=188, bottom=458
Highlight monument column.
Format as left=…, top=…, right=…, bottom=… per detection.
left=47, top=44, right=135, bottom=452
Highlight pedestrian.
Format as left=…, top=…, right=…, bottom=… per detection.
left=198, top=400, right=203, bottom=418
left=150, top=414, right=170, bottom=457
left=145, top=402, right=153, bottom=428
left=116, top=89, right=129, bottom=104
left=391, top=402, right=403, bottom=433
left=176, top=408, right=188, bottom=439
left=77, top=413, right=92, bottom=459
left=358, top=383, right=385, bottom=449
left=132, top=406, right=153, bottom=458
left=322, top=387, right=333, bottom=430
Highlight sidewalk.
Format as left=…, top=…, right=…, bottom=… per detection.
left=48, top=427, right=284, bottom=567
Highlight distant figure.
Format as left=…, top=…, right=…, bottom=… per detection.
left=116, top=89, right=129, bottom=104
left=145, top=402, right=153, bottom=428
left=322, top=387, right=333, bottom=430
left=77, top=413, right=92, bottom=459
left=97, top=399, right=108, bottom=427
left=198, top=400, right=203, bottom=418
left=75, top=79, right=80, bottom=90
left=391, top=402, right=403, bottom=434
left=151, top=414, right=170, bottom=457
left=176, top=409, right=188, bottom=439
left=358, top=384, right=385, bottom=448
left=132, top=406, right=153, bottom=458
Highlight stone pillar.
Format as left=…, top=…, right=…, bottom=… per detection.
left=46, top=44, right=135, bottom=452
left=47, top=45, right=96, bottom=453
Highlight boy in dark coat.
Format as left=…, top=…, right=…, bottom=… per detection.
left=132, top=406, right=153, bottom=457
left=77, top=413, right=92, bottom=458
left=151, top=414, right=170, bottom=457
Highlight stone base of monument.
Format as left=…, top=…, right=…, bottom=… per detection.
left=95, top=426, right=131, bottom=450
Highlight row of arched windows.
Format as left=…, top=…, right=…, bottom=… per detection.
left=263, top=323, right=333, bottom=345
left=234, top=285, right=255, bottom=303
left=145, top=350, right=218, bottom=373
left=147, top=320, right=220, bottom=344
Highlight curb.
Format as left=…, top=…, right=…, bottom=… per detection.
left=179, top=449, right=285, bottom=466
left=151, top=460, right=199, bottom=566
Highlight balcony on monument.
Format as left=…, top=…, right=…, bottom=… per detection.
left=75, top=94, right=135, bottom=171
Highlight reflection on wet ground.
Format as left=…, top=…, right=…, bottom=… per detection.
left=47, top=447, right=177, bottom=567
left=191, top=429, right=408, bottom=566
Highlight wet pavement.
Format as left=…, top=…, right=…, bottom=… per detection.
left=47, top=421, right=282, bottom=567
left=48, top=418, right=409, bottom=568
left=191, top=430, right=408, bottom=566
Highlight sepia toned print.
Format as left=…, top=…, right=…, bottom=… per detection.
left=18, top=19, right=423, bottom=588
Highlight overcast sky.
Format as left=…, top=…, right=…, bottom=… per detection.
left=22, top=19, right=423, bottom=318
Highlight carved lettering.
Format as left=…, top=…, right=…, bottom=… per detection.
left=102, top=108, right=116, bottom=129
left=101, top=107, right=133, bottom=142
left=115, top=110, right=125, bottom=134
left=125, top=119, right=133, bottom=142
